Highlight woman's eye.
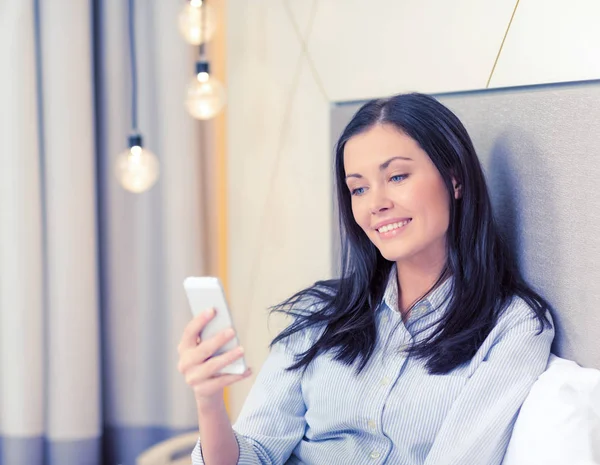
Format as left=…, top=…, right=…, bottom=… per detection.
left=390, top=174, right=408, bottom=183
left=351, top=187, right=365, bottom=196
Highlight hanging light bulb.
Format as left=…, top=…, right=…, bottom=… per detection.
left=115, top=135, right=159, bottom=193
left=116, top=0, right=160, bottom=193
left=185, top=61, right=226, bottom=120
left=178, top=0, right=217, bottom=45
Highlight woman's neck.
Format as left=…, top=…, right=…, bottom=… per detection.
left=395, top=258, right=447, bottom=315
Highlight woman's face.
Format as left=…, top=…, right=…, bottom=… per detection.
left=343, top=124, right=460, bottom=267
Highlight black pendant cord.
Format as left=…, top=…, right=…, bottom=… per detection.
left=199, top=0, right=207, bottom=63
left=128, top=0, right=139, bottom=136
left=199, top=35, right=205, bottom=62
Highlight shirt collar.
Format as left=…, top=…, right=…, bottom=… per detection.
left=382, top=264, right=454, bottom=319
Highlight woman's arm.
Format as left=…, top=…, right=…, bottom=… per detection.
left=177, top=308, right=252, bottom=465
left=423, top=300, right=555, bottom=465
left=192, top=399, right=240, bottom=465
left=191, top=331, right=309, bottom=465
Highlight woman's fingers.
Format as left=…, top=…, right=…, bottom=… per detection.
left=177, top=308, right=215, bottom=353
left=184, top=346, right=246, bottom=385
left=177, top=313, right=250, bottom=400
left=178, top=327, right=236, bottom=373
left=192, top=369, right=253, bottom=397
left=203, top=345, right=246, bottom=376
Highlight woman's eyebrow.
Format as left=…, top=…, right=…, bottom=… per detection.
left=345, top=156, right=413, bottom=179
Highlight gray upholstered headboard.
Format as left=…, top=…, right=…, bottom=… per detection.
left=330, top=81, right=600, bottom=370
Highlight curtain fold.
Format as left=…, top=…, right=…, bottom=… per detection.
left=0, top=2, right=46, bottom=463
left=0, top=0, right=209, bottom=463
left=39, top=2, right=101, bottom=457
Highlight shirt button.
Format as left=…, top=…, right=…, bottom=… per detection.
left=367, top=419, right=377, bottom=429
left=380, top=376, right=391, bottom=386
left=370, top=450, right=381, bottom=459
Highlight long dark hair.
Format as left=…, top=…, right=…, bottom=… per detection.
left=271, top=92, right=552, bottom=375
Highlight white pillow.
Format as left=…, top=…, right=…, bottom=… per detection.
left=503, top=354, right=600, bottom=465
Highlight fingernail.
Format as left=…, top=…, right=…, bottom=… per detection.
left=225, top=328, right=235, bottom=337
left=204, top=308, right=214, bottom=316
left=238, top=346, right=245, bottom=354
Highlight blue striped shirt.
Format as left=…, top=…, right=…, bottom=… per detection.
left=192, top=272, right=554, bottom=464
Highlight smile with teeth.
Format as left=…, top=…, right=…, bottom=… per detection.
left=377, top=219, right=412, bottom=233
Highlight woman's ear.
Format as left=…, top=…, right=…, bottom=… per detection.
left=452, top=178, right=463, bottom=199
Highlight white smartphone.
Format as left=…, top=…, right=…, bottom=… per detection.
left=183, top=276, right=247, bottom=375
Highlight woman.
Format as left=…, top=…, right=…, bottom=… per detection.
left=177, top=93, right=554, bottom=465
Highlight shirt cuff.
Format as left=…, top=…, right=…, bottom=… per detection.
left=234, top=430, right=260, bottom=465
left=191, top=432, right=259, bottom=465
left=191, top=437, right=205, bottom=464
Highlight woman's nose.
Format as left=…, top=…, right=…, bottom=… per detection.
left=369, top=188, right=393, bottom=214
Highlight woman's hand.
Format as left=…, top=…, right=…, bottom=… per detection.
left=177, top=308, right=252, bottom=411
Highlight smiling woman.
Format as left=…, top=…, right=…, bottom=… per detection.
left=343, top=125, right=460, bottom=321
left=182, top=93, right=555, bottom=465
left=270, top=93, right=551, bottom=374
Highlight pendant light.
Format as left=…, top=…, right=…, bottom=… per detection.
left=178, top=0, right=217, bottom=45
left=183, top=0, right=226, bottom=120
left=115, top=0, right=159, bottom=193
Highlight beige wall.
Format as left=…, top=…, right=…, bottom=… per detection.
left=225, top=0, right=600, bottom=418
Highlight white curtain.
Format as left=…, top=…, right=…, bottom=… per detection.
left=0, top=0, right=207, bottom=463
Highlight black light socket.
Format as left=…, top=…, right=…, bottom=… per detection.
left=128, top=134, right=143, bottom=148
left=195, top=61, right=210, bottom=75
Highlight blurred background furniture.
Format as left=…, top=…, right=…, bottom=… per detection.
left=136, top=431, right=199, bottom=465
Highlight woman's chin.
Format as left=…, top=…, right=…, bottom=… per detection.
left=377, top=247, right=412, bottom=263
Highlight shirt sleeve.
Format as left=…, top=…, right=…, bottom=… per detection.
left=423, top=301, right=555, bottom=465
left=191, top=330, right=309, bottom=465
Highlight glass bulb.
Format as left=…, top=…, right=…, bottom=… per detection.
left=115, top=145, right=160, bottom=193
left=185, top=73, right=227, bottom=120
left=178, top=1, right=217, bottom=45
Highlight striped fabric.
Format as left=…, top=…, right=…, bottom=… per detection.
left=192, top=271, right=554, bottom=464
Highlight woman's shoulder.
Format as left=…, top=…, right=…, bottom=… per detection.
left=462, top=294, right=554, bottom=371
left=495, top=293, right=554, bottom=336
